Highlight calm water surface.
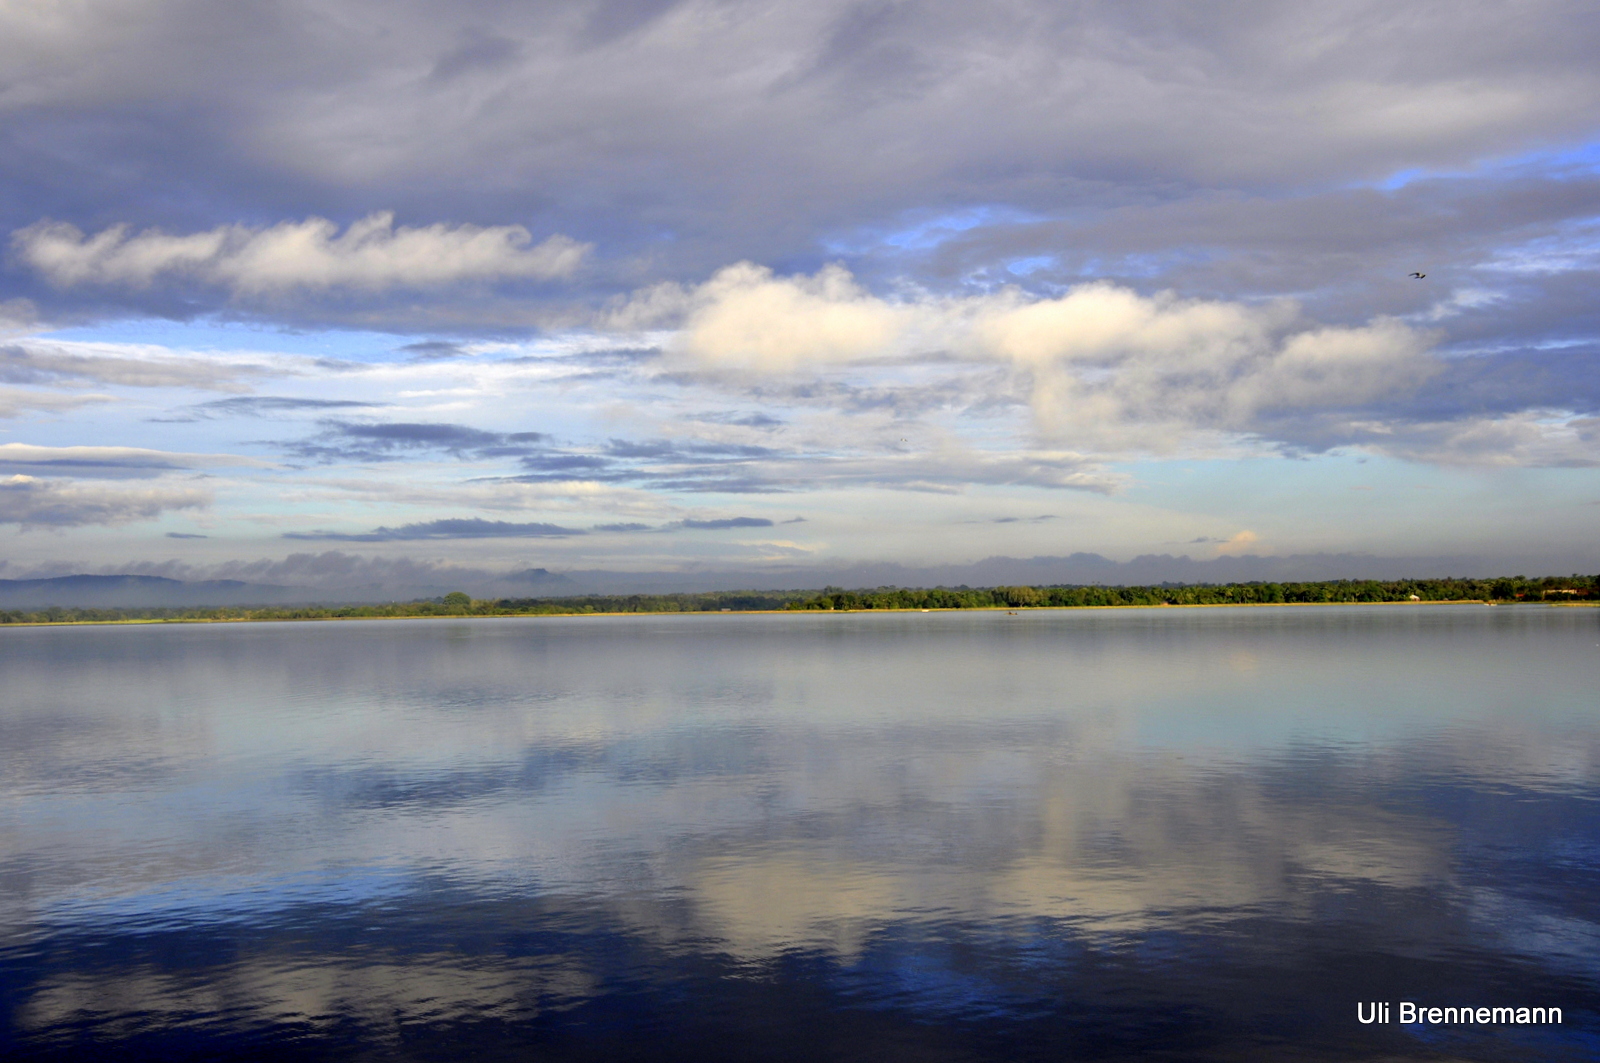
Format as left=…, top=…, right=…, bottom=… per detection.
left=2, top=605, right=1597, bottom=1061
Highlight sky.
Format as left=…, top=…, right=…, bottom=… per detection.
left=1, top=0, right=1599, bottom=595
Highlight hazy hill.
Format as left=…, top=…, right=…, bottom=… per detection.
left=0, top=575, right=310, bottom=609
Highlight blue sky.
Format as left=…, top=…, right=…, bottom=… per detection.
left=1, top=0, right=1598, bottom=593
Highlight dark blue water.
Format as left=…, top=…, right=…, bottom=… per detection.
left=2, top=605, right=1597, bottom=1061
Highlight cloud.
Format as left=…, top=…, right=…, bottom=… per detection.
left=1345, top=411, right=1600, bottom=468
left=399, top=340, right=469, bottom=360
left=283, top=518, right=585, bottom=542
left=687, top=411, right=786, bottom=428
left=469, top=426, right=1122, bottom=495
left=20, top=3, right=1596, bottom=232
left=679, top=517, right=774, bottom=529
left=603, top=439, right=776, bottom=462
left=673, top=263, right=908, bottom=371
left=0, top=387, right=112, bottom=419
left=0, top=475, right=209, bottom=529
left=1214, top=530, right=1261, bottom=556
left=639, top=266, right=1443, bottom=449
left=177, top=396, right=383, bottom=418
left=13, top=212, right=588, bottom=296
left=503, top=437, right=784, bottom=490
left=0, top=443, right=266, bottom=478
left=0, top=0, right=1590, bottom=526
left=282, top=421, right=545, bottom=463
left=0, top=343, right=267, bottom=391
left=2, top=2, right=1592, bottom=330
left=498, top=442, right=1120, bottom=495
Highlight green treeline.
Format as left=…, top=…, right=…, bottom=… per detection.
left=786, top=574, right=1600, bottom=611
left=1, top=575, right=1596, bottom=626
left=0, top=589, right=801, bottom=626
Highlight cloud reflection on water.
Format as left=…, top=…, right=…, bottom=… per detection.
left=1, top=607, right=1597, bottom=1056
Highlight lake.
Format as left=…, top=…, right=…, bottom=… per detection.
left=1, top=605, right=1597, bottom=1061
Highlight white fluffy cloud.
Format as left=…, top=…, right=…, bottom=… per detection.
left=13, top=212, right=588, bottom=295
left=0, top=475, right=209, bottom=529
left=639, top=264, right=1441, bottom=445
left=678, top=264, right=910, bottom=371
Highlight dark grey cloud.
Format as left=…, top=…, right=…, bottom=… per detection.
left=1388, top=346, right=1600, bottom=420
left=689, top=411, right=786, bottom=428
left=277, top=514, right=775, bottom=544
left=0, top=443, right=258, bottom=480
left=1190, top=342, right=1600, bottom=462
left=505, top=437, right=783, bottom=490
left=284, top=518, right=585, bottom=542
left=166, top=531, right=208, bottom=539
left=281, top=421, right=547, bottom=463
left=399, top=340, right=468, bottom=360
left=3, top=1, right=1596, bottom=330
left=512, top=453, right=618, bottom=478
left=679, top=517, right=773, bottom=530
left=921, top=171, right=1600, bottom=334
left=430, top=28, right=523, bottom=82
left=604, top=439, right=776, bottom=461
left=588, top=518, right=780, bottom=532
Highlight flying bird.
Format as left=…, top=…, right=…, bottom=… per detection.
left=1409, top=272, right=1426, bottom=279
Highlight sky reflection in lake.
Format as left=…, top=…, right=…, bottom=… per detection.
left=2, top=605, right=1597, bottom=1061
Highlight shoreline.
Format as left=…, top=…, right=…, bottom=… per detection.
left=2, top=597, right=1594, bottom=630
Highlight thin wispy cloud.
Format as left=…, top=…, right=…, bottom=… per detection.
left=1, top=343, right=265, bottom=391
left=1, top=475, right=209, bottom=529
left=169, top=396, right=384, bottom=420
left=679, top=517, right=773, bottom=530
left=0, top=443, right=265, bottom=477
left=280, top=421, right=546, bottom=463
left=285, top=518, right=585, bottom=542
left=0, top=387, right=112, bottom=419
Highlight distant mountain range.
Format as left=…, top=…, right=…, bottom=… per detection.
left=0, top=569, right=580, bottom=609
left=0, top=575, right=306, bottom=608
left=0, top=552, right=1561, bottom=609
